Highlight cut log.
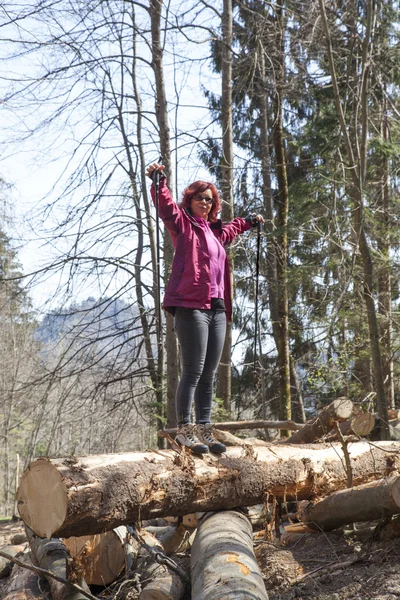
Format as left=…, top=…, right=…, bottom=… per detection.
left=162, top=419, right=302, bottom=437
left=17, top=441, right=400, bottom=539
left=139, top=560, right=186, bottom=600
left=285, top=397, right=354, bottom=444
left=3, top=554, right=44, bottom=600
left=325, top=411, right=376, bottom=441
left=63, top=526, right=133, bottom=585
left=0, top=544, right=26, bottom=578
left=247, top=504, right=270, bottom=528
left=144, top=524, right=190, bottom=555
left=298, top=476, right=400, bottom=531
left=338, top=411, right=375, bottom=437
left=28, top=531, right=91, bottom=600
left=191, top=510, right=268, bottom=600
left=388, top=409, right=400, bottom=420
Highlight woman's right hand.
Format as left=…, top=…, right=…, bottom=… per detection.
left=146, top=163, right=166, bottom=180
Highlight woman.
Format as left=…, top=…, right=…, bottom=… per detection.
left=146, top=163, right=264, bottom=454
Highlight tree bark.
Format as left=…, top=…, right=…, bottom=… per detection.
left=298, top=476, right=400, bottom=532
left=191, top=511, right=268, bottom=600
left=284, top=398, right=354, bottom=444
left=17, top=441, right=400, bottom=539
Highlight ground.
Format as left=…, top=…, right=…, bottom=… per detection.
left=256, top=528, right=400, bottom=600
left=1, top=520, right=400, bottom=599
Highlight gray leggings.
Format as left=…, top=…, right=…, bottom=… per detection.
left=174, top=308, right=227, bottom=425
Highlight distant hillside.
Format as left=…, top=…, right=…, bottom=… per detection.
left=36, top=296, right=142, bottom=355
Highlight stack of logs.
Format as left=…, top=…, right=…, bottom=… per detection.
left=1, top=398, right=400, bottom=599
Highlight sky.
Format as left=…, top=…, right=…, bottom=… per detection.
left=0, top=1, right=222, bottom=309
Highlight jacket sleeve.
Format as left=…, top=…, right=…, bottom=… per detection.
left=219, top=217, right=252, bottom=246
left=150, top=178, right=183, bottom=235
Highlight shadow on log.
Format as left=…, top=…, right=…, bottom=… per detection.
left=3, top=553, right=44, bottom=600
left=191, top=510, right=268, bottom=599
left=0, top=544, right=26, bottom=579
left=28, top=530, right=91, bottom=600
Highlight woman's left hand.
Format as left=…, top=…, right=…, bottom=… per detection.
left=248, top=214, right=264, bottom=227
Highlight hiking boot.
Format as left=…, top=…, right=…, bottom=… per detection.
left=175, top=423, right=209, bottom=454
left=196, top=423, right=226, bottom=453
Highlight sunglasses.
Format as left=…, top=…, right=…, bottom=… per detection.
left=193, top=195, right=213, bottom=204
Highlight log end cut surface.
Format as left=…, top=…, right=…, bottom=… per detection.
left=17, top=458, right=68, bottom=539
left=64, top=530, right=125, bottom=585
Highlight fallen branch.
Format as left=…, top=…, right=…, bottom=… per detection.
left=162, top=419, right=303, bottom=436
left=296, top=554, right=364, bottom=582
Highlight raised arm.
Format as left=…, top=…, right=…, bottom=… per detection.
left=147, top=163, right=183, bottom=236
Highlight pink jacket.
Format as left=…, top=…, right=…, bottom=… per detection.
left=151, top=179, right=251, bottom=321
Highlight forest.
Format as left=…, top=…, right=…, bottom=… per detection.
left=0, top=0, right=399, bottom=531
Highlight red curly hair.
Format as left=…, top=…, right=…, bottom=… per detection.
left=179, top=180, right=221, bottom=223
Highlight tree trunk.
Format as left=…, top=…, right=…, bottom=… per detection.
left=17, top=441, right=400, bottom=539
left=285, top=398, right=354, bottom=444
left=272, top=3, right=291, bottom=429
left=191, top=511, right=268, bottom=600
left=290, top=356, right=306, bottom=424
left=318, top=0, right=389, bottom=440
left=378, top=106, right=395, bottom=410
left=217, top=0, right=234, bottom=412
left=298, top=476, right=400, bottom=532
left=149, top=0, right=178, bottom=434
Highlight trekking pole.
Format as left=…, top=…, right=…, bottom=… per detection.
left=254, top=219, right=262, bottom=373
left=152, top=156, right=163, bottom=340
